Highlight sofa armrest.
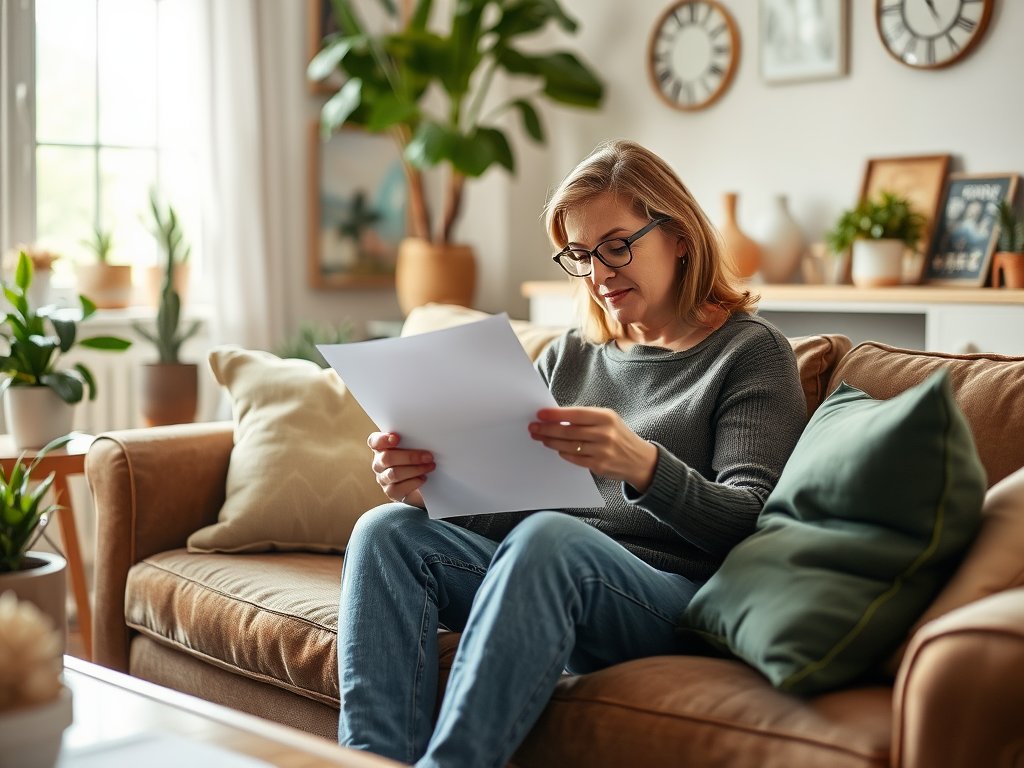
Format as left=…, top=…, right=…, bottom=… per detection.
left=892, top=586, right=1024, bottom=768
left=86, top=422, right=234, bottom=672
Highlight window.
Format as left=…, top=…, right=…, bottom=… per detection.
left=33, top=0, right=202, bottom=294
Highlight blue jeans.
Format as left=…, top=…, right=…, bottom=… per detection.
left=337, top=504, right=702, bottom=768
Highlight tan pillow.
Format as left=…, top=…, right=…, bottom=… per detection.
left=886, top=464, right=1024, bottom=674
left=403, top=303, right=567, bottom=361
left=187, top=346, right=389, bottom=554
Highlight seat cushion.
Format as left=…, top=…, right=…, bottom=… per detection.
left=125, top=549, right=343, bottom=705
left=826, top=342, right=1024, bottom=488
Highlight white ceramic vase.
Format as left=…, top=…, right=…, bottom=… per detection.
left=3, top=387, right=75, bottom=451
left=852, top=239, right=905, bottom=288
left=751, top=195, right=804, bottom=284
left=0, top=553, right=68, bottom=654
left=0, top=686, right=73, bottom=768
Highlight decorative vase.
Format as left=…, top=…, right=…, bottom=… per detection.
left=992, top=252, right=1024, bottom=289
left=0, top=686, right=73, bottom=768
left=3, top=388, right=74, bottom=451
left=751, top=195, right=804, bottom=284
left=76, top=263, right=133, bottom=309
left=138, top=363, right=198, bottom=427
left=851, top=239, right=905, bottom=287
left=718, top=193, right=761, bottom=279
left=0, top=553, right=67, bottom=654
left=144, top=262, right=190, bottom=308
left=395, top=238, right=476, bottom=316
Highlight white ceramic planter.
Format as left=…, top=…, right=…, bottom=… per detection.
left=3, top=387, right=75, bottom=450
left=851, top=239, right=905, bottom=288
left=0, top=553, right=68, bottom=654
left=0, top=686, right=73, bottom=768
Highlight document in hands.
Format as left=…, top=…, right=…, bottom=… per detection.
left=318, top=314, right=605, bottom=519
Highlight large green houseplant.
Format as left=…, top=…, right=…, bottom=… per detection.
left=825, top=192, right=926, bottom=287
left=132, top=192, right=202, bottom=426
left=308, top=0, right=604, bottom=312
left=1, top=252, right=132, bottom=449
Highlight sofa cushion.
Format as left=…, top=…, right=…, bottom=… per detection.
left=680, top=370, right=985, bottom=696
left=826, top=342, right=1024, bottom=488
left=788, top=333, right=852, bottom=417
left=187, top=346, right=389, bottom=555
left=125, top=549, right=343, bottom=704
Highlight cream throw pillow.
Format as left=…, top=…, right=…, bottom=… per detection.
left=187, top=346, right=389, bottom=554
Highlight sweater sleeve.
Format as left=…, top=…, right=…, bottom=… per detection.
left=623, top=325, right=807, bottom=557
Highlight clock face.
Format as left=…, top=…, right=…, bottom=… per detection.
left=876, top=0, right=994, bottom=69
left=648, top=1, right=739, bottom=112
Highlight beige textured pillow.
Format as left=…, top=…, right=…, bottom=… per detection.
left=403, top=303, right=567, bottom=361
left=187, top=346, right=389, bottom=554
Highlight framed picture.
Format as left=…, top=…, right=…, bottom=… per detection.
left=307, top=0, right=345, bottom=95
left=307, top=123, right=407, bottom=289
left=760, top=0, right=847, bottom=84
left=924, top=173, right=1020, bottom=287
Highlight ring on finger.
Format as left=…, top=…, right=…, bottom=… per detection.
left=575, top=443, right=582, bottom=453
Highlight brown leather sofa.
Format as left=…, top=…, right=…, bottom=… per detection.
left=86, top=335, right=1024, bottom=768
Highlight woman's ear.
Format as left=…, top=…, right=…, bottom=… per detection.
left=677, top=239, right=688, bottom=263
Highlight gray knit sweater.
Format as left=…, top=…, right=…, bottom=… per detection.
left=453, top=313, right=808, bottom=582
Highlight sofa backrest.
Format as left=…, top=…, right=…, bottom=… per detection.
left=826, top=342, right=1024, bottom=489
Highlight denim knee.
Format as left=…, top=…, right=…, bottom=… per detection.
left=493, top=511, right=598, bottom=573
left=348, top=503, right=428, bottom=559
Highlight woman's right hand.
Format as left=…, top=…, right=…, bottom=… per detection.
left=367, top=432, right=435, bottom=508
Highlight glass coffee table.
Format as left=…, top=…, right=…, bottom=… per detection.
left=60, top=656, right=401, bottom=767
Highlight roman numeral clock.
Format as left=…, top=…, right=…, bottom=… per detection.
left=648, top=0, right=739, bottom=111
left=876, top=0, right=994, bottom=69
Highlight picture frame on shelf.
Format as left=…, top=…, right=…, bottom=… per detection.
left=306, top=0, right=344, bottom=95
left=307, top=122, right=407, bottom=289
left=924, top=172, right=1020, bottom=287
left=860, top=153, right=951, bottom=283
left=759, top=0, right=848, bottom=84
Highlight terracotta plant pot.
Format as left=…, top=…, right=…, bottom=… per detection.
left=138, top=363, right=198, bottom=427
left=719, top=193, right=761, bottom=279
left=992, top=252, right=1024, bottom=289
left=75, top=263, right=133, bottom=309
left=0, top=552, right=67, bottom=654
left=2, top=388, right=74, bottom=451
left=395, top=238, right=476, bottom=316
left=851, top=239, right=905, bottom=288
left=144, top=263, right=190, bottom=308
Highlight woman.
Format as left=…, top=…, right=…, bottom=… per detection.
left=338, top=139, right=807, bottom=768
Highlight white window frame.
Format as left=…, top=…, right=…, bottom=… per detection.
left=0, top=0, right=36, bottom=256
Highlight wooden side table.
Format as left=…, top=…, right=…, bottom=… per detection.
left=0, top=432, right=94, bottom=660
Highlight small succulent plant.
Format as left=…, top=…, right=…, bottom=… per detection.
left=826, top=192, right=926, bottom=255
left=0, top=591, right=63, bottom=712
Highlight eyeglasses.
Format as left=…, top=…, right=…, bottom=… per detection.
left=552, top=217, right=671, bottom=278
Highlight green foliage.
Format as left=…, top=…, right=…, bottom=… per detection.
left=997, top=199, right=1024, bottom=254
left=276, top=320, right=354, bottom=368
left=308, top=0, right=603, bottom=240
left=80, top=223, right=115, bottom=264
left=0, top=434, right=74, bottom=572
left=0, top=252, right=132, bottom=404
left=132, top=191, right=201, bottom=364
left=825, top=192, right=927, bottom=255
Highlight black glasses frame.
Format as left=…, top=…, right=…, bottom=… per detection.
left=552, top=216, right=672, bottom=277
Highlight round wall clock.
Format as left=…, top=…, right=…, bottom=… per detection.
left=648, top=0, right=739, bottom=112
left=876, top=0, right=994, bottom=69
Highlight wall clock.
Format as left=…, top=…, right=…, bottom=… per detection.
left=648, top=0, right=740, bottom=112
left=876, top=0, right=994, bottom=69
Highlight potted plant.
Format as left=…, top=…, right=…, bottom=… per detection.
left=75, top=224, right=133, bottom=309
left=143, top=203, right=191, bottom=308
left=0, top=590, right=72, bottom=768
left=308, top=0, right=603, bottom=314
left=1, top=252, right=133, bottom=449
left=133, top=191, right=202, bottom=427
left=992, top=199, right=1024, bottom=289
left=825, top=192, right=926, bottom=287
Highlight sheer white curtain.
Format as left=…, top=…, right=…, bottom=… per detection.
left=196, top=0, right=287, bottom=352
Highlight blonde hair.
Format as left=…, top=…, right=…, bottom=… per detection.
left=544, top=139, right=757, bottom=343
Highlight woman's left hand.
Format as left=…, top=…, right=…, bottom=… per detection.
left=529, top=407, right=659, bottom=493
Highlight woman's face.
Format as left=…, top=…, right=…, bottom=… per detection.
left=563, top=192, right=685, bottom=335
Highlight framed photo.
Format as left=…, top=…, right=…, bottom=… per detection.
left=307, top=123, right=407, bottom=289
left=760, top=0, right=847, bottom=84
left=307, top=0, right=345, bottom=95
left=925, top=173, right=1020, bottom=287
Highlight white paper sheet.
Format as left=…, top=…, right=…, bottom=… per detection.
left=59, top=732, right=274, bottom=768
left=318, top=314, right=605, bottom=519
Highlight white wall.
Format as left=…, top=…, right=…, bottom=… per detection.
left=267, top=1, right=1024, bottom=331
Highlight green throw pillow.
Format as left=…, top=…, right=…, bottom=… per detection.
left=679, top=369, right=985, bottom=696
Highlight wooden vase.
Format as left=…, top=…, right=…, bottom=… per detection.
left=395, top=238, right=476, bottom=316
left=719, top=193, right=761, bottom=279
left=138, top=363, right=198, bottom=427
left=992, top=252, right=1024, bottom=289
